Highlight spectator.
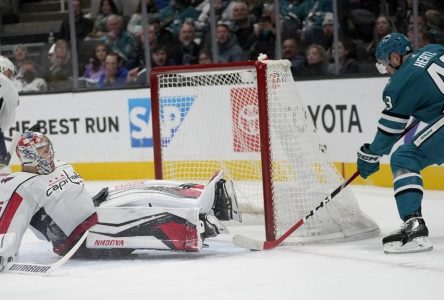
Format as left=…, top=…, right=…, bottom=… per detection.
left=301, top=12, right=335, bottom=53
left=196, top=0, right=236, bottom=30
left=12, top=44, right=29, bottom=78
left=282, top=37, right=306, bottom=78
left=98, top=52, right=128, bottom=88
left=247, top=5, right=276, bottom=60
left=302, top=43, right=331, bottom=77
left=328, top=39, right=360, bottom=75
left=44, top=39, right=73, bottom=91
left=230, top=1, right=255, bottom=52
left=13, top=60, right=48, bottom=93
left=151, top=44, right=175, bottom=67
left=284, top=0, right=332, bottom=32
left=145, top=17, right=180, bottom=62
left=82, top=43, right=110, bottom=85
left=101, top=15, right=137, bottom=65
left=127, top=44, right=173, bottom=85
left=424, top=10, right=444, bottom=44
left=158, top=0, right=199, bottom=35
left=88, top=0, right=120, bottom=39
left=407, top=13, right=427, bottom=31
left=321, top=12, right=335, bottom=50
left=127, top=0, right=159, bottom=39
left=407, top=26, right=433, bottom=50
left=246, top=0, right=264, bottom=23
left=126, top=23, right=159, bottom=70
left=57, top=0, right=94, bottom=41
left=177, top=21, right=200, bottom=65
left=215, top=22, right=245, bottom=63
left=198, top=48, right=213, bottom=64
left=366, top=15, right=396, bottom=62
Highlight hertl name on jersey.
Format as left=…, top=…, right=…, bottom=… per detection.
left=413, top=51, right=436, bottom=68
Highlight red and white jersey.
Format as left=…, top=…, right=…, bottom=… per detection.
left=0, top=162, right=96, bottom=256
left=0, top=73, right=19, bottom=130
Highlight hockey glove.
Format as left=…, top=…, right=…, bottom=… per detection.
left=357, top=143, right=381, bottom=179
left=0, top=233, right=18, bottom=272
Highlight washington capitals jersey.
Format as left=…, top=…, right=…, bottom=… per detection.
left=0, top=162, right=96, bottom=257
left=370, top=44, right=444, bottom=155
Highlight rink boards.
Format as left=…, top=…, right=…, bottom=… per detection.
left=7, top=77, right=444, bottom=189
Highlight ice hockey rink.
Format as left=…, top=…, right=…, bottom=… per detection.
left=2, top=182, right=444, bottom=300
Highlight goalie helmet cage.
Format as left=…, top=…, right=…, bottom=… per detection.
left=150, top=60, right=379, bottom=244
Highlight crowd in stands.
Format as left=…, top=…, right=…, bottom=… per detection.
left=3, top=0, right=444, bottom=93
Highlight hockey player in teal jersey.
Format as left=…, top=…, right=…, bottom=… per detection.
left=357, top=32, right=444, bottom=254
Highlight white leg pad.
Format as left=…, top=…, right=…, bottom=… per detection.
left=87, top=206, right=202, bottom=251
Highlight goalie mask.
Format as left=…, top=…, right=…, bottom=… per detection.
left=0, top=55, right=15, bottom=79
left=16, top=131, right=55, bottom=175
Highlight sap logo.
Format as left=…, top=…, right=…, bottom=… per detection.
left=160, top=96, right=195, bottom=147
left=128, top=96, right=195, bottom=148
left=129, top=98, right=152, bottom=148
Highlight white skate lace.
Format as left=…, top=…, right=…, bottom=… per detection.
left=400, top=217, right=424, bottom=231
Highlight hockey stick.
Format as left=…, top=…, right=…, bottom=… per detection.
left=233, top=119, right=421, bottom=251
left=4, top=230, right=89, bottom=275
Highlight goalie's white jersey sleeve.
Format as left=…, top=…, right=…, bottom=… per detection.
left=0, top=73, right=19, bottom=130
left=0, top=172, right=39, bottom=264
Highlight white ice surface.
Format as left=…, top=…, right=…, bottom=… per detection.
left=2, top=183, right=444, bottom=300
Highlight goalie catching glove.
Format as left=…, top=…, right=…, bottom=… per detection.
left=357, top=143, right=381, bottom=179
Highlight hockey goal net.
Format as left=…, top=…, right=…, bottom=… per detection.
left=150, top=59, right=379, bottom=243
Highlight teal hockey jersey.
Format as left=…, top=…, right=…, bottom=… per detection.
left=370, top=44, right=444, bottom=155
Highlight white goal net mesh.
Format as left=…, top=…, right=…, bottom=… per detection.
left=152, top=60, right=379, bottom=243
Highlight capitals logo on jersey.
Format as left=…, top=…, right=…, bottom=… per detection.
left=46, top=167, right=83, bottom=197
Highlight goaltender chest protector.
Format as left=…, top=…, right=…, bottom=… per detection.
left=25, top=162, right=96, bottom=235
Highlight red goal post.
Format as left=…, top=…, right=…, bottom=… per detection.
left=150, top=60, right=379, bottom=244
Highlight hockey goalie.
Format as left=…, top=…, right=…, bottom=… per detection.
left=0, top=131, right=241, bottom=270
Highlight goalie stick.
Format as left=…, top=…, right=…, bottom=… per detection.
left=233, top=119, right=421, bottom=251
left=4, top=230, right=89, bottom=275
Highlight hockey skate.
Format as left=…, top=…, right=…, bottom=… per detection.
left=199, top=213, right=228, bottom=239
left=383, top=216, right=433, bottom=254
left=212, top=178, right=241, bottom=222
